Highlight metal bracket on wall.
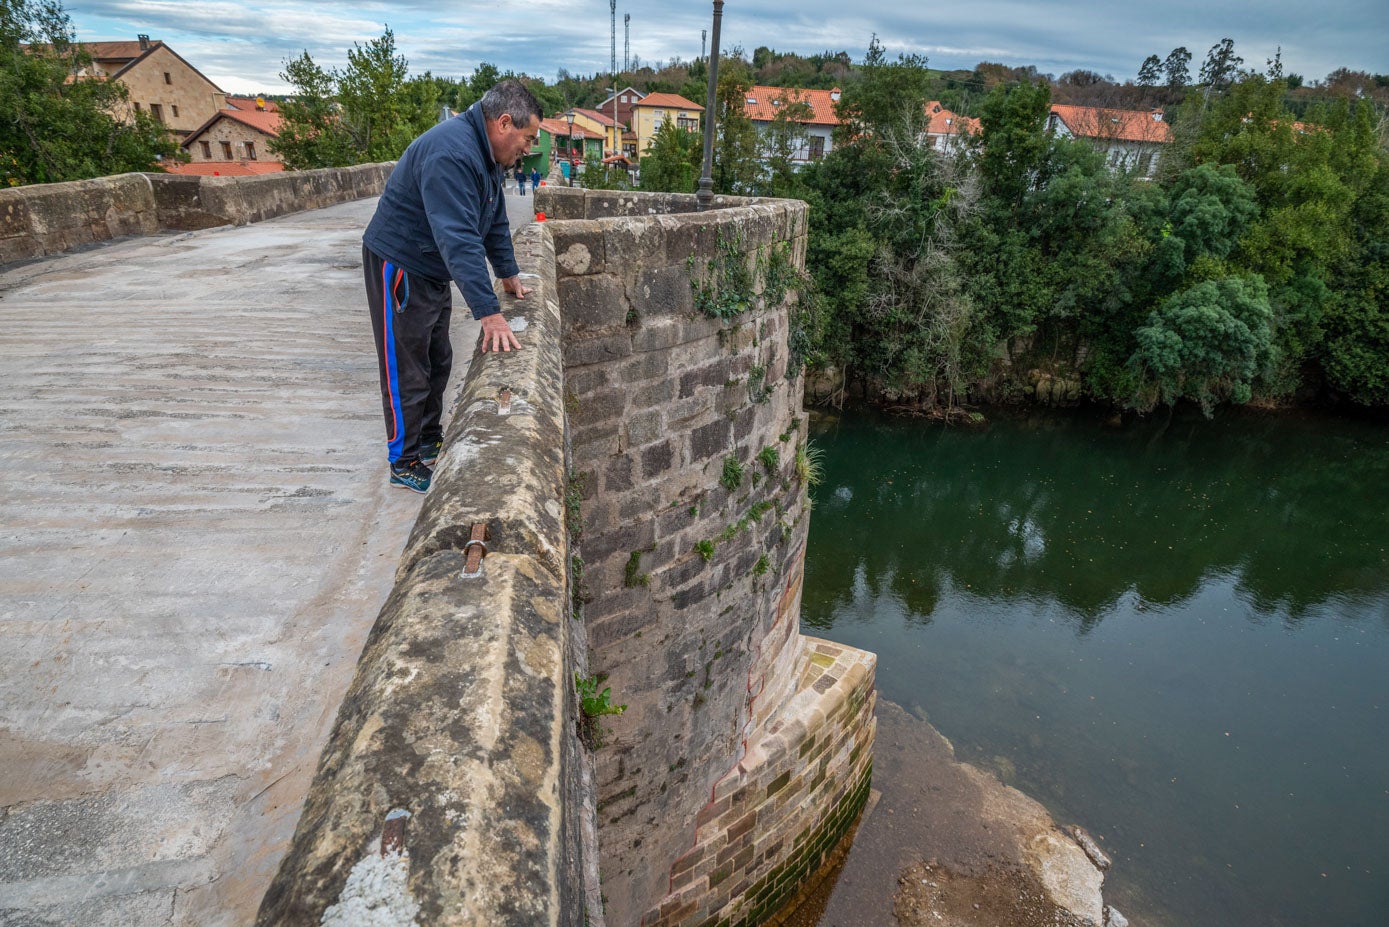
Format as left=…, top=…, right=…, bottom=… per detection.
left=461, top=523, right=489, bottom=578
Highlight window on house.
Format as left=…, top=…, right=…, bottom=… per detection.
left=220, top=141, right=233, bottom=159
left=133, top=101, right=141, bottom=111
left=809, top=136, right=825, bottom=160
left=199, top=141, right=211, bottom=159
left=171, top=105, right=178, bottom=118
left=149, top=103, right=164, bottom=123
left=245, top=141, right=257, bottom=160
left=163, top=72, right=171, bottom=84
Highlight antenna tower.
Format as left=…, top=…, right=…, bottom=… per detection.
left=624, top=14, right=630, bottom=72
left=610, top=0, right=617, bottom=75
left=702, top=29, right=707, bottom=60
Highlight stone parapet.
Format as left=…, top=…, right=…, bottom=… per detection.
left=0, top=164, right=393, bottom=265
left=147, top=163, right=393, bottom=230
left=0, top=172, right=160, bottom=265
left=256, top=223, right=588, bottom=927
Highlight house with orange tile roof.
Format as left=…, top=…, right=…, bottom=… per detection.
left=63, top=35, right=228, bottom=140
left=536, top=116, right=604, bottom=170
left=1046, top=104, right=1173, bottom=178
left=922, top=101, right=980, bottom=154
left=742, top=86, right=841, bottom=163
left=180, top=100, right=284, bottom=169
left=569, top=107, right=634, bottom=159
left=628, top=92, right=704, bottom=160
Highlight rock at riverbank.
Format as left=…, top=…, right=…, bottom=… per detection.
left=802, top=699, right=1114, bottom=927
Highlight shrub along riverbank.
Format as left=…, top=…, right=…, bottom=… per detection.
left=787, top=60, right=1388, bottom=416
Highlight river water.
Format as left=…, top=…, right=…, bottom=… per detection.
left=800, top=407, right=1389, bottom=927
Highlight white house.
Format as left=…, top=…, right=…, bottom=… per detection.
left=742, top=85, right=842, bottom=164
left=1047, top=104, right=1173, bottom=179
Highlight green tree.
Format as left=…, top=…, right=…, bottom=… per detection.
left=971, top=80, right=1052, bottom=210
left=711, top=55, right=760, bottom=194
left=1, top=0, right=176, bottom=185
left=1137, top=54, right=1162, bottom=87
left=639, top=118, right=701, bottom=192
left=834, top=35, right=932, bottom=143
left=336, top=27, right=427, bottom=161
left=270, top=50, right=354, bottom=169
left=1163, top=47, right=1192, bottom=93
left=759, top=90, right=813, bottom=197
left=1130, top=274, right=1276, bottom=413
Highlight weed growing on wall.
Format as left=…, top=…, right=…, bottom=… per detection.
left=757, top=446, right=780, bottom=474
left=690, top=230, right=755, bottom=320
left=624, top=550, right=650, bottom=587
left=575, top=673, right=626, bottom=749
left=721, top=455, right=744, bottom=491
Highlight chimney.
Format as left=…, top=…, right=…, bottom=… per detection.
left=256, top=96, right=265, bottom=111
left=829, top=88, right=841, bottom=103
left=137, top=34, right=150, bottom=50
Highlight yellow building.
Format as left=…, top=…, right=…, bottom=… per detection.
left=568, top=108, right=629, bottom=158
left=71, top=35, right=227, bottom=140
left=627, top=93, right=703, bottom=159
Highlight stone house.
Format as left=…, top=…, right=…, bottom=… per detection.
left=627, top=92, right=704, bottom=159
left=69, top=35, right=227, bottom=140
left=1047, top=103, right=1173, bottom=178
left=742, top=85, right=841, bottom=164
left=180, top=98, right=283, bottom=170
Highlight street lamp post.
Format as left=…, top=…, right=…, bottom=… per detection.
left=565, top=110, right=577, bottom=186
left=697, top=0, right=724, bottom=210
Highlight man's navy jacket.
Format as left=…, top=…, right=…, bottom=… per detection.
left=363, top=103, right=518, bottom=319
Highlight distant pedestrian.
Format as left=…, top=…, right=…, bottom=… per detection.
left=515, top=167, right=526, bottom=195
left=530, top=167, right=540, bottom=192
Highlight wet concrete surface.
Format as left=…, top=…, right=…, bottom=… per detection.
left=0, top=190, right=534, bottom=925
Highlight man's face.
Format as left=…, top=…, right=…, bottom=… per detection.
left=489, top=113, right=541, bottom=168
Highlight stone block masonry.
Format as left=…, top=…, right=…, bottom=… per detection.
left=540, top=186, right=876, bottom=927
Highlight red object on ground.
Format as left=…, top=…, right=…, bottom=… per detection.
left=535, top=212, right=546, bottom=222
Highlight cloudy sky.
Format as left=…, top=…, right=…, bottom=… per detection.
left=63, top=0, right=1389, bottom=95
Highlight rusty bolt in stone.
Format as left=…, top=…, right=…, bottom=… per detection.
left=381, top=808, right=411, bottom=856
left=462, top=522, right=489, bottom=578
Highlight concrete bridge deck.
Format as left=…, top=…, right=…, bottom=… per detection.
left=0, top=191, right=531, bottom=925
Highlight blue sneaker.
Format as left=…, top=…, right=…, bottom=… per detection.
left=419, top=439, right=443, bottom=467
left=389, top=459, right=432, bottom=494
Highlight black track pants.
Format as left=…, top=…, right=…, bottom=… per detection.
left=363, top=244, right=453, bottom=464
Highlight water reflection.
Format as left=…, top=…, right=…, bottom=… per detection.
left=801, top=407, right=1389, bottom=927
left=804, top=408, right=1389, bottom=630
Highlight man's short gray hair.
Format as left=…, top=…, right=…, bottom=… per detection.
left=480, top=80, right=543, bottom=127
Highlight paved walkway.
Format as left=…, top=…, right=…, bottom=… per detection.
left=0, top=190, right=534, bottom=925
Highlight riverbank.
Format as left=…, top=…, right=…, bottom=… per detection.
left=787, top=700, right=1125, bottom=927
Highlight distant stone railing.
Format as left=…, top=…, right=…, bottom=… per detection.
left=0, top=164, right=392, bottom=265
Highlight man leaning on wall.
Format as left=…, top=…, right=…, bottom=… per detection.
left=362, top=79, right=542, bottom=494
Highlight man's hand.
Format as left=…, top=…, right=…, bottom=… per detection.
left=501, top=275, right=532, bottom=299
left=479, top=312, right=521, bottom=353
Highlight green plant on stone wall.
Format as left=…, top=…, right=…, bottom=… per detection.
left=624, top=550, right=650, bottom=587
left=695, top=539, right=716, bottom=562
left=720, top=455, right=744, bottom=491
left=757, top=446, right=780, bottom=474
left=689, top=229, right=755, bottom=320
left=796, top=441, right=824, bottom=487
left=753, top=553, right=771, bottom=576
left=575, top=673, right=627, bottom=749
